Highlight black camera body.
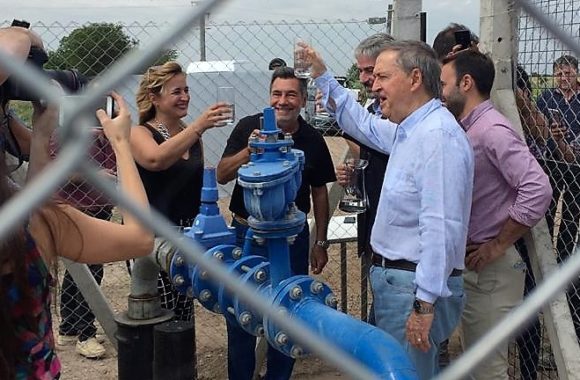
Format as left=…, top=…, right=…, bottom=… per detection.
left=0, top=21, right=87, bottom=102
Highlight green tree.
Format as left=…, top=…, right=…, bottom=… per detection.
left=46, top=23, right=138, bottom=77
left=46, top=23, right=179, bottom=77
left=344, top=63, right=367, bottom=105
left=152, top=49, right=179, bottom=67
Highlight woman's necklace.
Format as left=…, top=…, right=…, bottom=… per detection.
left=154, top=119, right=185, bottom=141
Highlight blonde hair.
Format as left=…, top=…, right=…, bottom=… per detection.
left=136, top=61, right=185, bottom=125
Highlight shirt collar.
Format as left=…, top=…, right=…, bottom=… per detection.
left=554, top=83, right=580, bottom=99
left=460, top=99, right=494, bottom=132
left=398, top=98, right=441, bottom=134
left=371, top=98, right=382, bottom=117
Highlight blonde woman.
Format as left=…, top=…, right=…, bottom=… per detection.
left=131, top=61, right=230, bottom=321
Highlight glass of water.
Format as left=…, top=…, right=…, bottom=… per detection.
left=217, top=86, right=235, bottom=126
left=294, top=37, right=311, bottom=79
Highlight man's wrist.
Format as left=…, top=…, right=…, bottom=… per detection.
left=315, top=239, right=329, bottom=249
left=413, top=299, right=434, bottom=315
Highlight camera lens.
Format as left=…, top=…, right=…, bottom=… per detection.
left=0, top=69, right=87, bottom=101
left=46, top=69, right=87, bottom=93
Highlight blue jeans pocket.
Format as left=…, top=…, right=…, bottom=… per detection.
left=381, top=268, right=416, bottom=294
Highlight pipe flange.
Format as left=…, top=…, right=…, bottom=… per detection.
left=189, top=244, right=238, bottom=312
left=169, top=252, right=194, bottom=295
left=231, top=261, right=272, bottom=334
left=263, top=276, right=333, bottom=357
left=217, top=255, right=268, bottom=325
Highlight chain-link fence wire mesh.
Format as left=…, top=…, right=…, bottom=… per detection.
left=0, top=17, right=387, bottom=377
left=516, top=0, right=580, bottom=378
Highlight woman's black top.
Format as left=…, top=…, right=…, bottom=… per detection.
left=136, top=123, right=204, bottom=227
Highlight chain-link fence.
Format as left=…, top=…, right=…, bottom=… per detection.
left=0, top=16, right=387, bottom=378
left=515, top=1, right=580, bottom=379
left=5, top=1, right=580, bottom=379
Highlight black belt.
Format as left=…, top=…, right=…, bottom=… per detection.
left=232, top=213, right=249, bottom=227
left=371, top=253, right=462, bottom=277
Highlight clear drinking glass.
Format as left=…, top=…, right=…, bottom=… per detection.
left=216, top=86, right=236, bottom=126
left=293, top=37, right=311, bottom=79
left=338, top=158, right=369, bottom=214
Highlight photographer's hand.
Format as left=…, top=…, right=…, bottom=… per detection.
left=97, top=92, right=131, bottom=148
left=0, top=27, right=33, bottom=85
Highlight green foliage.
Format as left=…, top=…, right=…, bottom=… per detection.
left=46, top=23, right=138, bottom=77
left=345, top=63, right=361, bottom=90
left=344, top=63, right=367, bottom=105
left=152, top=49, right=180, bottom=67
left=45, top=23, right=179, bottom=77
left=529, top=74, right=553, bottom=100
left=9, top=101, right=33, bottom=127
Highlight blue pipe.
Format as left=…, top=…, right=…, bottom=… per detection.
left=265, top=237, right=291, bottom=287
left=294, top=301, right=416, bottom=379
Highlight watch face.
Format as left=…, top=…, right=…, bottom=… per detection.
left=413, top=299, right=434, bottom=314
left=413, top=299, right=421, bottom=312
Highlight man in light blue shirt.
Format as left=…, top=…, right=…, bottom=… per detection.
left=307, top=40, right=474, bottom=379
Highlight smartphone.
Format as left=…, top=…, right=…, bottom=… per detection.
left=11, top=19, right=31, bottom=29
left=454, top=30, right=472, bottom=50
left=59, top=95, right=115, bottom=128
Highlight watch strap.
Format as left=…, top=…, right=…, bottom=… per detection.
left=315, top=240, right=329, bottom=249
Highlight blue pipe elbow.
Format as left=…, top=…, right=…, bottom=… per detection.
left=294, top=301, right=417, bottom=379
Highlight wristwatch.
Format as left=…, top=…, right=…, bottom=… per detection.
left=413, top=299, right=434, bottom=315
left=315, top=240, right=330, bottom=249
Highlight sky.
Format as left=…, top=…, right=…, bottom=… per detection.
left=2, top=0, right=480, bottom=44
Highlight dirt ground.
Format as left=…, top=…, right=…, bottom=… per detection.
left=52, top=247, right=465, bottom=380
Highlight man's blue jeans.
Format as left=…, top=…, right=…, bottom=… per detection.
left=226, top=218, right=309, bottom=380
left=370, top=266, right=464, bottom=380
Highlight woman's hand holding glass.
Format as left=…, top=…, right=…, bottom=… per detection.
left=194, top=102, right=234, bottom=132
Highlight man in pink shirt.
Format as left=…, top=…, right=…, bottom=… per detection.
left=441, top=50, right=552, bottom=379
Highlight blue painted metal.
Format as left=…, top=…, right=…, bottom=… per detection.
left=183, top=167, right=236, bottom=249
left=168, top=108, right=418, bottom=379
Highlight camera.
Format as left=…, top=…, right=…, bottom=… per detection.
left=0, top=47, right=87, bottom=101
left=0, top=20, right=87, bottom=102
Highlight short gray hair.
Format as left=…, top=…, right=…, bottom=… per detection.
left=383, top=40, right=441, bottom=98
left=354, top=33, right=395, bottom=61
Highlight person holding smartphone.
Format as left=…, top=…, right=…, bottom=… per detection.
left=536, top=54, right=580, bottom=342
left=49, top=96, right=117, bottom=359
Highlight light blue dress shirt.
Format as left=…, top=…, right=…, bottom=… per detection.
left=315, top=71, right=474, bottom=303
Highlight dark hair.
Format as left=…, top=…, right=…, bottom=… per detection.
left=0, top=154, right=32, bottom=379
left=554, top=54, right=578, bottom=71
left=445, top=50, right=495, bottom=98
left=269, top=67, right=307, bottom=98
left=268, top=58, right=287, bottom=70
left=432, top=23, right=480, bottom=61
left=516, top=64, right=532, bottom=96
